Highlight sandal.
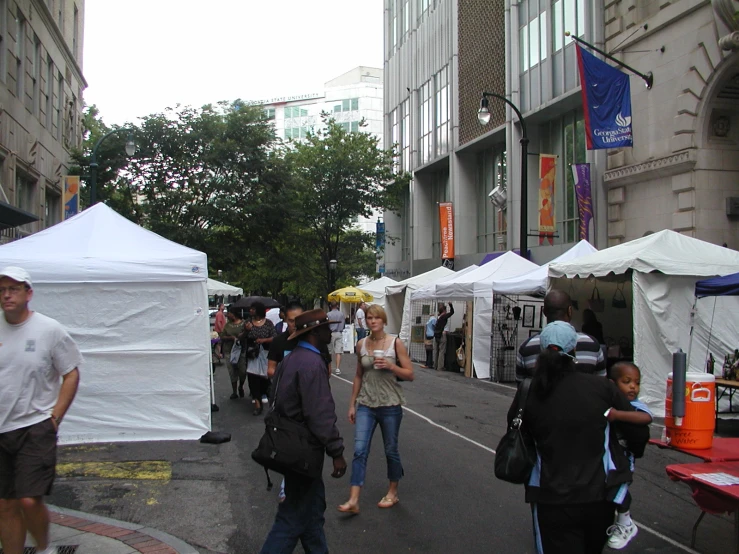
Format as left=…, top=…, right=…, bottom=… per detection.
left=337, top=502, right=359, bottom=515
left=377, top=496, right=399, bottom=509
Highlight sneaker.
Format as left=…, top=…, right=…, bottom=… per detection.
left=334, top=368, right=341, bottom=375
left=607, top=522, right=638, bottom=549
left=37, top=547, right=59, bottom=554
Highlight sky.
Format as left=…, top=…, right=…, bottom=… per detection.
left=83, top=0, right=384, bottom=125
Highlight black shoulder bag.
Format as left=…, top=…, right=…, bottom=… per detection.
left=494, top=379, right=537, bottom=484
left=251, top=359, right=326, bottom=489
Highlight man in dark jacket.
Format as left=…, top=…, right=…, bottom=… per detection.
left=434, top=302, right=454, bottom=371
left=260, top=309, right=347, bottom=554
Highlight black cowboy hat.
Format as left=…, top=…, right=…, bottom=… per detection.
left=288, top=309, right=331, bottom=340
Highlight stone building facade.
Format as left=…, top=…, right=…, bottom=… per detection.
left=0, top=0, right=85, bottom=243
left=602, top=0, right=738, bottom=248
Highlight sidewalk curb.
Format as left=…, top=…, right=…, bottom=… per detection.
left=48, top=504, right=199, bottom=554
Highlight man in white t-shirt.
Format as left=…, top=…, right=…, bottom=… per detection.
left=355, top=302, right=367, bottom=340
left=0, top=267, right=82, bottom=554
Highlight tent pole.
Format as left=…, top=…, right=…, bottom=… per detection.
left=464, top=300, right=473, bottom=378
left=686, top=298, right=697, bottom=370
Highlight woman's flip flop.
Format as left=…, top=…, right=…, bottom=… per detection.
left=337, top=503, right=359, bottom=515
left=377, top=496, right=400, bottom=509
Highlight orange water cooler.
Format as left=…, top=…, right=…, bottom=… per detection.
left=665, top=372, right=715, bottom=449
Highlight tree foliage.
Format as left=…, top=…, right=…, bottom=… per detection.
left=76, top=105, right=406, bottom=305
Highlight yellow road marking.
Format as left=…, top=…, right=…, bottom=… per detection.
left=56, top=461, right=172, bottom=481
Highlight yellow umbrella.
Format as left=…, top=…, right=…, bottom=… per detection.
left=328, top=286, right=373, bottom=303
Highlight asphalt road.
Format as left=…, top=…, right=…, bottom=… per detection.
left=50, top=354, right=735, bottom=553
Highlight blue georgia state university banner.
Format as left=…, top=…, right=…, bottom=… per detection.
left=576, top=45, right=633, bottom=150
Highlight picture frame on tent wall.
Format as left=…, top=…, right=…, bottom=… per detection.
left=411, top=325, right=425, bottom=343
left=422, top=304, right=430, bottom=315
left=522, top=305, right=536, bottom=328
left=529, top=330, right=540, bottom=338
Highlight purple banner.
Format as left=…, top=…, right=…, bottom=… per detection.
left=571, top=163, right=593, bottom=242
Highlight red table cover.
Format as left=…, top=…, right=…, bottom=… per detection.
left=650, top=437, right=739, bottom=462
left=666, top=461, right=739, bottom=515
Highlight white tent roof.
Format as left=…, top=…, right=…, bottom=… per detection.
left=358, top=276, right=398, bottom=294
left=493, top=240, right=597, bottom=295
left=207, top=278, right=243, bottom=296
left=410, top=265, right=479, bottom=301
left=435, top=251, right=538, bottom=299
left=385, top=266, right=455, bottom=295
left=0, top=203, right=207, bottom=282
left=549, top=230, right=739, bottom=279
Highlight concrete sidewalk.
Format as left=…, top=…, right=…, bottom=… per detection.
left=21, top=505, right=199, bottom=554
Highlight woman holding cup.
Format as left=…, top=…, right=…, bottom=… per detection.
left=338, top=304, right=414, bottom=515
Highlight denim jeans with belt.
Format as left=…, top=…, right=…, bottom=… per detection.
left=350, top=404, right=404, bottom=487
left=260, top=474, right=328, bottom=554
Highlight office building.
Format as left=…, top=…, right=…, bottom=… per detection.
left=383, top=0, right=738, bottom=278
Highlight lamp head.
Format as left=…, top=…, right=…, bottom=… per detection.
left=329, top=259, right=337, bottom=271
left=477, top=95, right=491, bottom=126
left=488, top=185, right=507, bottom=208
left=125, top=133, right=136, bottom=157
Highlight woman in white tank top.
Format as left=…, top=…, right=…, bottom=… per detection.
left=338, top=304, right=414, bottom=515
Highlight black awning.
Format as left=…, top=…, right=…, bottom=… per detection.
left=0, top=200, right=38, bottom=231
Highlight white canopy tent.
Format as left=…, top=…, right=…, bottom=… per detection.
left=384, top=267, right=455, bottom=335
left=0, top=204, right=212, bottom=444
left=429, top=252, right=539, bottom=379
left=492, top=240, right=597, bottom=296
left=357, top=276, right=397, bottom=310
left=207, top=278, right=243, bottom=297
left=548, top=230, right=739, bottom=416
left=410, top=265, right=479, bottom=302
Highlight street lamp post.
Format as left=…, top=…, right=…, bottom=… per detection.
left=89, top=129, right=137, bottom=206
left=329, top=259, right=337, bottom=296
left=477, top=92, right=529, bottom=260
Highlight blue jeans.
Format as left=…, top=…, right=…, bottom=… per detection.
left=350, top=404, right=404, bottom=487
left=356, top=328, right=367, bottom=340
left=260, top=475, right=328, bottom=554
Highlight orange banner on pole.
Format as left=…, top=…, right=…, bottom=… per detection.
left=63, top=176, right=80, bottom=220
left=538, top=154, right=557, bottom=245
left=439, top=202, right=454, bottom=268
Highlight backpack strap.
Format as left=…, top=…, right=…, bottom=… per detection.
left=511, top=379, right=532, bottom=429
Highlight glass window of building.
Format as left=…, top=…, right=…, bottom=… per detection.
left=16, top=13, right=25, bottom=101
left=435, top=66, right=449, bottom=157
left=391, top=108, right=400, bottom=173
left=334, top=99, right=359, bottom=113
left=418, top=0, right=430, bottom=21
left=285, top=106, right=308, bottom=118
left=400, top=98, right=410, bottom=172
left=519, top=2, right=548, bottom=72
left=553, top=0, right=586, bottom=52
left=418, top=80, right=433, bottom=164
left=16, top=172, right=35, bottom=234
left=45, top=188, right=61, bottom=227
left=264, top=108, right=275, bottom=120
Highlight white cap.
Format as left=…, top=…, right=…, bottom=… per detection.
left=0, top=266, right=32, bottom=288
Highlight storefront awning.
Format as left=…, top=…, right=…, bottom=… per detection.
left=0, top=201, right=38, bottom=231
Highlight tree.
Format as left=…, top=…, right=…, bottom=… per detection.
left=284, top=115, right=409, bottom=298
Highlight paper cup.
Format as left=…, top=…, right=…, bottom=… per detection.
left=373, top=350, right=384, bottom=368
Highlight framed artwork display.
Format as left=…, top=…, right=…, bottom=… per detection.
left=415, top=316, right=422, bottom=324
left=522, top=305, right=536, bottom=328
left=411, top=325, right=425, bottom=343
left=421, top=304, right=431, bottom=315
left=529, top=330, right=540, bottom=338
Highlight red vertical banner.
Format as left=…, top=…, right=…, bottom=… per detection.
left=439, top=202, right=454, bottom=269
left=538, top=154, right=557, bottom=245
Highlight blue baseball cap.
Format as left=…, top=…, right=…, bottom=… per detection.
left=540, top=321, right=577, bottom=358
